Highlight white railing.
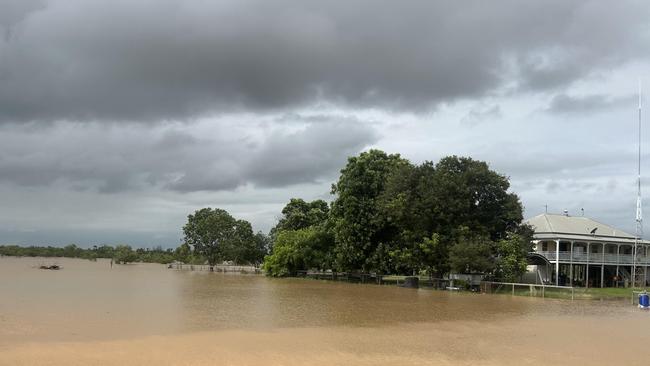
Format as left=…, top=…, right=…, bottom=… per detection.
left=535, top=251, right=650, bottom=264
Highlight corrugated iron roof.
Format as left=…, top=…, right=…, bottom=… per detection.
left=524, top=213, right=647, bottom=243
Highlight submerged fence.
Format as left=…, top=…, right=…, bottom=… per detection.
left=631, top=290, right=648, bottom=306
left=481, top=281, right=575, bottom=300
left=168, top=263, right=262, bottom=274
left=295, top=271, right=451, bottom=288
left=166, top=265, right=581, bottom=300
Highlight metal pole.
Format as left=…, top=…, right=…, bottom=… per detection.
left=602, top=244, right=606, bottom=288
left=614, top=244, right=621, bottom=287
left=555, top=240, right=560, bottom=286
left=634, top=81, right=643, bottom=288
left=634, top=240, right=638, bottom=288
left=586, top=243, right=590, bottom=288
left=570, top=241, right=574, bottom=287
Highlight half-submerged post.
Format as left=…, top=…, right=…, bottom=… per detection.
left=403, top=276, right=419, bottom=288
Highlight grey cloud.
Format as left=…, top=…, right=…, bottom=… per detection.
left=0, top=0, right=648, bottom=123
left=545, top=180, right=561, bottom=194
left=514, top=3, right=650, bottom=91
left=0, top=117, right=378, bottom=193
left=547, top=93, right=636, bottom=114
left=0, top=228, right=179, bottom=247
left=245, top=119, right=379, bottom=188
left=0, top=0, right=44, bottom=40
left=460, top=105, right=501, bottom=127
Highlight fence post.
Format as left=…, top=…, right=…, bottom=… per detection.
left=512, top=283, right=515, bottom=296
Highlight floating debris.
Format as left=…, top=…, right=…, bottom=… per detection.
left=39, top=265, right=61, bottom=270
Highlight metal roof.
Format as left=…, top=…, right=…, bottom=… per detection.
left=524, top=213, right=650, bottom=244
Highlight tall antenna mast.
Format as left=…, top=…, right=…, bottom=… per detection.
left=634, top=81, right=643, bottom=288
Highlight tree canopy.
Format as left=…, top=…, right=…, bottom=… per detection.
left=329, top=149, right=409, bottom=272
left=271, top=198, right=329, bottom=234
left=182, top=207, right=267, bottom=267
left=263, top=227, right=334, bottom=277
left=264, top=150, right=529, bottom=279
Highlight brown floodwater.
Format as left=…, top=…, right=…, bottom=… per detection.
left=1, top=256, right=649, bottom=365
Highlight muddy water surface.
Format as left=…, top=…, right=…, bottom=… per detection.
left=1, top=257, right=648, bottom=365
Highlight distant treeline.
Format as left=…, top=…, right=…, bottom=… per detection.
left=0, top=244, right=204, bottom=264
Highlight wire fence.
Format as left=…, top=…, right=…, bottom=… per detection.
left=168, top=263, right=262, bottom=274
left=165, top=266, right=584, bottom=300
left=631, top=290, right=648, bottom=306
left=481, top=281, right=575, bottom=300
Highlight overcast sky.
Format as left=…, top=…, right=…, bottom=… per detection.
left=1, top=0, right=649, bottom=247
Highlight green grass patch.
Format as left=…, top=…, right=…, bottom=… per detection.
left=573, top=287, right=646, bottom=300
left=486, top=285, right=648, bottom=300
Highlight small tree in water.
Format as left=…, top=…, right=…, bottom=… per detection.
left=182, top=207, right=255, bottom=270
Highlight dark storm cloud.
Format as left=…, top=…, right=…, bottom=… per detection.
left=0, top=0, right=648, bottom=123
left=0, top=118, right=378, bottom=193
left=244, top=119, right=379, bottom=188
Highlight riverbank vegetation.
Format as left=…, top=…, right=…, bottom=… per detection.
left=0, top=244, right=179, bottom=263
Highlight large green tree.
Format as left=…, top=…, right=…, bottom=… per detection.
left=263, top=227, right=334, bottom=277
left=231, top=230, right=269, bottom=266
left=448, top=232, right=495, bottom=274
left=431, top=156, right=523, bottom=240
left=379, top=161, right=436, bottom=241
left=377, top=162, right=440, bottom=275
left=271, top=198, right=329, bottom=235
left=182, top=208, right=257, bottom=268
left=377, top=157, right=524, bottom=277
left=330, top=149, right=409, bottom=272
left=261, top=151, right=526, bottom=278
left=387, top=233, right=449, bottom=277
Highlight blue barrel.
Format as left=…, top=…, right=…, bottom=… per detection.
left=639, top=293, right=650, bottom=308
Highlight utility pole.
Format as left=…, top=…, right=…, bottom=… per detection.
left=634, top=81, right=643, bottom=288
